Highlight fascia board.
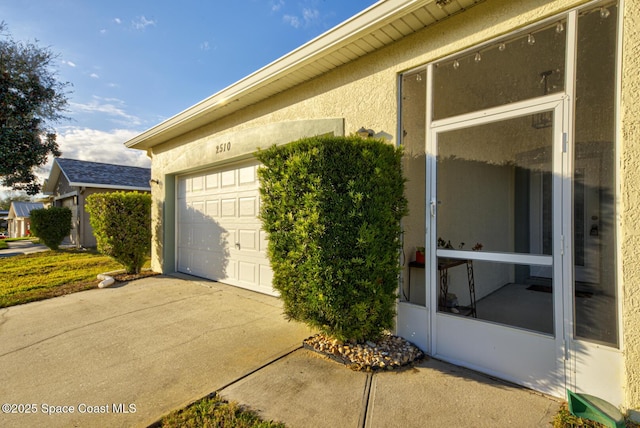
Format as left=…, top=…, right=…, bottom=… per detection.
left=69, top=183, right=151, bottom=192
left=42, top=160, right=63, bottom=194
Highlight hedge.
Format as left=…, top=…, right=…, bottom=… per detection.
left=257, top=135, right=408, bottom=342
left=30, top=206, right=72, bottom=250
left=85, top=191, right=151, bottom=274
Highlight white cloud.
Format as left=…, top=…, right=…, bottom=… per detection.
left=0, top=127, right=151, bottom=199
left=302, top=8, right=320, bottom=22
left=114, top=18, right=122, bottom=24
left=283, top=7, right=320, bottom=29
left=62, top=60, right=76, bottom=67
left=70, top=96, right=142, bottom=127
left=200, top=41, right=210, bottom=51
left=132, top=16, right=156, bottom=30
left=54, top=128, right=150, bottom=168
left=283, top=15, right=301, bottom=28
left=90, top=73, right=99, bottom=79
left=271, top=0, right=285, bottom=12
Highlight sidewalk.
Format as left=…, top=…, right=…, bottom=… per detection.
left=0, top=239, right=49, bottom=258
left=219, top=348, right=559, bottom=428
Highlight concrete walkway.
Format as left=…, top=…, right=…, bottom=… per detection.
left=221, top=350, right=559, bottom=427
left=0, top=239, right=49, bottom=258
left=0, top=275, right=560, bottom=427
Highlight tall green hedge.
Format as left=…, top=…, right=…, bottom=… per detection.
left=85, top=191, right=151, bottom=274
left=30, top=206, right=72, bottom=250
left=257, top=136, right=408, bottom=342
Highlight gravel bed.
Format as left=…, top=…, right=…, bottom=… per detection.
left=303, top=333, right=424, bottom=371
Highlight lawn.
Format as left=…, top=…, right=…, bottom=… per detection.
left=161, top=393, right=285, bottom=428
left=0, top=249, right=124, bottom=308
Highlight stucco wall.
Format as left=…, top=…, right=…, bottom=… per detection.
left=146, top=0, right=639, bottom=413
left=621, top=0, right=640, bottom=418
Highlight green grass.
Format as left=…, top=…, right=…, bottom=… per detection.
left=0, top=249, right=123, bottom=308
left=0, top=240, right=7, bottom=250
left=161, top=393, right=285, bottom=428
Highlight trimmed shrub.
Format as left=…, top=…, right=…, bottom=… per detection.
left=30, top=206, right=72, bottom=250
left=257, top=135, right=408, bottom=342
left=85, top=191, right=151, bottom=274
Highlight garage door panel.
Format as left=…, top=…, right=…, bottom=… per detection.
left=206, top=173, right=218, bottom=189
left=239, top=197, right=256, bottom=217
left=259, top=231, right=269, bottom=252
left=206, top=200, right=219, bottom=218
left=238, top=229, right=257, bottom=250
left=192, top=175, right=204, bottom=192
left=239, top=165, right=256, bottom=184
left=221, top=199, right=236, bottom=217
left=226, top=259, right=238, bottom=280
left=191, top=201, right=205, bottom=219
left=221, top=170, right=236, bottom=187
left=238, top=261, right=257, bottom=283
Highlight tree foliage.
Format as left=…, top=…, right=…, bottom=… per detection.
left=257, top=136, right=408, bottom=342
left=0, top=22, right=70, bottom=195
left=85, top=192, right=151, bottom=274
left=30, top=206, right=72, bottom=250
left=0, top=192, right=30, bottom=210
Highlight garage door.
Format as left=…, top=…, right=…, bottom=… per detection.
left=177, top=159, right=275, bottom=295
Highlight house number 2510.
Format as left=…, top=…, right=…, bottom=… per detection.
left=216, top=142, right=231, bottom=154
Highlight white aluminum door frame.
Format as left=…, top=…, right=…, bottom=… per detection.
left=427, top=94, right=569, bottom=397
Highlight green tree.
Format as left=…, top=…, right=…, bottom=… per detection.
left=30, top=206, right=72, bottom=250
left=0, top=22, right=70, bottom=195
left=85, top=192, right=151, bottom=274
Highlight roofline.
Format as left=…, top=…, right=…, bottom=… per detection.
left=125, top=0, right=433, bottom=150
left=70, top=183, right=151, bottom=192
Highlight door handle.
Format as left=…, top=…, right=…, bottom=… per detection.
left=430, top=200, right=441, bottom=217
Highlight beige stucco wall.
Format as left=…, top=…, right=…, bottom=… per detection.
left=621, top=0, right=640, bottom=419
left=146, top=0, right=639, bottom=413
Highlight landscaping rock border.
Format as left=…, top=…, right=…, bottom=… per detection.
left=303, top=333, right=424, bottom=371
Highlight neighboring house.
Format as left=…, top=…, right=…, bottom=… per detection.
left=42, top=158, right=151, bottom=248
left=125, top=0, right=640, bottom=419
left=7, top=202, right=44, bottom=238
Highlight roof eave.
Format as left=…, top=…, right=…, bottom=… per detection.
left=70, top=183, right=151, bottom=191
left=125, top=0, right=435, bottom=151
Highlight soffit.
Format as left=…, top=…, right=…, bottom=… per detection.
left=126, top=0, right=482, bottom=150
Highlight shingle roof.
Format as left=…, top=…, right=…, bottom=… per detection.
left=9, top=202, right=44, bottom=218
left=55, top=158, right=151, bottom=190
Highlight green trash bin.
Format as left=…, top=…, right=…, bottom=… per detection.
left=567, top=389, right=625, bottom=428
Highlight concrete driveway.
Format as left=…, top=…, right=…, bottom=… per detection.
left=0, top=275, right=312, bottom=428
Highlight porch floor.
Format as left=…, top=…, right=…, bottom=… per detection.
left=472, top=282, right=617, bottom=344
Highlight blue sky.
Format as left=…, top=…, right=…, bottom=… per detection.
left=0, top=0, right=377, bottom=196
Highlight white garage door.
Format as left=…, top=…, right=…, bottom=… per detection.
left=177, top=159, right=275, bottom=295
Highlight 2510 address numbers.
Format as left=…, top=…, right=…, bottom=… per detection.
left=216, top=142, right=231, bottom=154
